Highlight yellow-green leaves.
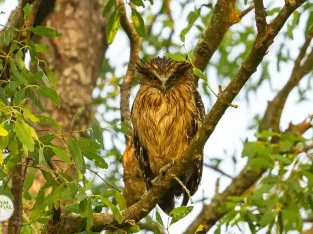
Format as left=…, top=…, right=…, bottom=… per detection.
left=0, top=123, right=8, bottom=136
left=106, top=8, right=121, bottom=44
left=131, top=8, right=145, bottom=37
left=14, top=120, right=37, bottom=152
left=164, top=53, right=186, bottom=62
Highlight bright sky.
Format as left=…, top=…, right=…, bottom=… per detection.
left=1, top=0, right=312, bottom=233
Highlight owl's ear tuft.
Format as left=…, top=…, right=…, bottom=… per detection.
left=136, top=60, right=150, bottom=76
left=175, top=62, right=192, bottom=74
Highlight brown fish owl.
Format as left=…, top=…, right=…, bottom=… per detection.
left=131, top=57, right=205, bottom=214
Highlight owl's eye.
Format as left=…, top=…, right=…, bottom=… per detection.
left=169, top=75, right=178, bottom=81
left=150, top=75, right=158, bottom=81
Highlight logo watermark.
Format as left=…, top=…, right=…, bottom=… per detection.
left=0, top=195, right=14, bottom=221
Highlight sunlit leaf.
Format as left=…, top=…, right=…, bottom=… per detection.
left=103, top=0, right=115, bottom=16
left=106, top=8, right=121, bottom=44
left=131, top=8, right=145, bottom=37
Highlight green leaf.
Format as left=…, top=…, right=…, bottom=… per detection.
left=271, top=154, right=292, bottom=165
left=0, top=124, right=8, bottom=137
left=14, top=120, right=35, bottom=152
left=38, top=86, right=60, bottom=106
left=23, top=3, right=33, bottom=20
left=91, top=124, right=104, bottom=148
left=195, top=225, right=204, bottom=233
left=45, top=63, right=57, bottom=87
left=249, top=157, right=273, bottom=169
left=156, top=210, right=164, bottom=227
left=257, top=130, right=280, bottom=138
left=81, top=149, right=108, bottom=169
left=52, top=146, right=72, bottom=164
left=23, top=107, right=39, bottom=122
left=31, top=26, right=62, bottom=38
left=115, top=191, right=126, bottom=210
left=13, top=87, right=26, bottom=106
left=242, top=141, right=271, bottom=158
left=131, top=0, right=144, bottom=7
left=24, top=167, right=35, bottom=192
left=106, top=8, right=121, bottom=44
left=68, top=139, right=85, bottom=173
left=11, top=61, right=27, bottom=84
left=28, top=39, right=50, bottom=54
left=53, top=183, right=65, bottom=209
left=258, top=211, right=275, bottom=226
left=103, top=0, right=115, bottom=16
left=131, top=8, right=145, bottom=37
left=193, top=67, right=207, bottom=81
left=38, top=146, right=45, bottom=164
left=164, top=53, right=186, bottom=62
left=101, top=197, right=122, bottom=224
left=279, top=140, right=293, bottom=152
left=169, top=206, right=193, bottom=225
left=26, top=88, right=45, bottom=111
left=36, top=115, right=59, bottom=127
left=30, top=188, right=45, bottom=221
left=115, top=122, right=132, bottom=136
left=180, top=9, right=200, bottom=42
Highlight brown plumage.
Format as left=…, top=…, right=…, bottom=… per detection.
left=131, top=56, right=205, bottom=214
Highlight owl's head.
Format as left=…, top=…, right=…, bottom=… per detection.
left=136, top=57, right=195, bottom=92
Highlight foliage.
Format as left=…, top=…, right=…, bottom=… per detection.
left=1, top=0, right=313, bottom=233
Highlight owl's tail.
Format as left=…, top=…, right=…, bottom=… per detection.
left=158, top=192, right=175, bottom=215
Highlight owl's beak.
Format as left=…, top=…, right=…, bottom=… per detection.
left=161, top=81, right=167, bottom=92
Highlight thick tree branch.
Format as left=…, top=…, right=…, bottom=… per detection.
left=49, top=1, right=306, bottom=233
left=254, top=0, right=267, bottom=35
left=192, top=0, right=252, bottom=71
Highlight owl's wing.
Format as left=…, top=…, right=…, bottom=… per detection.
left=182, top=90, right=205, bottom=206
left=131, top=100, right=153, bottom=189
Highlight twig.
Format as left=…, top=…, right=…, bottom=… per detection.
left=173, top=175, right=193, bottom=204
left=118, top=0, right=140, bottom=144
left=203, top=163, right=233, bottom=179
left=254, top=0, right=267, bottom=35
left=240, top=4, right=255, bottom=18
left=87, top=168, right=121, bottom=192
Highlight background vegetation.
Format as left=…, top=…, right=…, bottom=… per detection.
left=0, top=0, right=313, bottom=233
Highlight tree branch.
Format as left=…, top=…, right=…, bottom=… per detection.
left=192, top=0, right=252, bottom=71
left=118, top=0, right=140, bottom=140
left=254, top=0, right=267, bottom=35
left=260, top=23, right=313, bottom=132
left=183, top=1, right=306, bottom=233
left=203, top=163, right=233, bottom=179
